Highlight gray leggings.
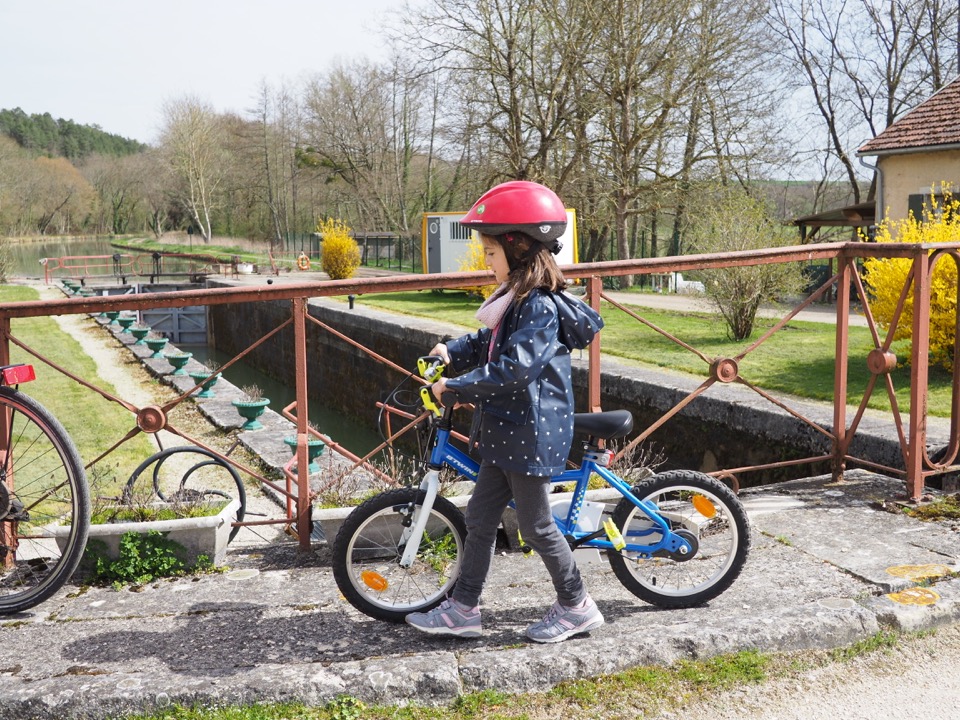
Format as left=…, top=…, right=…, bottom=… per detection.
left=451, top=461, right=587, bottom=609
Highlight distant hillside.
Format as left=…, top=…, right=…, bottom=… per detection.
left=0, top=107, right=147, bottom=160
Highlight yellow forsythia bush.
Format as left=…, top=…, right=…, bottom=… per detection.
left=317, top=217, right=361, bottom=280
left=458, top=237, right=496, bottom=300
left=863, top=184, right=960, bottom=371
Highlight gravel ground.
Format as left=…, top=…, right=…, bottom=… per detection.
left=652, top=623, right=960, bottom=719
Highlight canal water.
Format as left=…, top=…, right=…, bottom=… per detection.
left=8, top=237, right=383, bottom=455
left=188, top=346, right=383, bottom=456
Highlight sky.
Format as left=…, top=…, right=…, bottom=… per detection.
left=1, top=0, right=410, bottom=145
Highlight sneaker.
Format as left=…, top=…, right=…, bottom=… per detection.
left=525, top=597, right=604, bottom=643
left=406, top=599, right=482, bottom=638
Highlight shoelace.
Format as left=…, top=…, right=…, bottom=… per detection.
left=540, top=602, right=563, bottom=625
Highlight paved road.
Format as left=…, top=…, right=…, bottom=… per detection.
left=599, top=289, right=871, bottom=327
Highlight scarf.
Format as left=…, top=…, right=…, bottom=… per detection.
left=475, top=283, right=515, bottom=330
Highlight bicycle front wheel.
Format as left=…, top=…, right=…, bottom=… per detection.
left=608, top=469, right=750, bottom=608
left=0, top=386, right=89, bottom=614
left=331, top=488, right=467, bottom=623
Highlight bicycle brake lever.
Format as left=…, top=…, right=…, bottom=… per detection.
left=417, top=356, right=445, bottom=383
left=420, top=385, right=442, bottom=417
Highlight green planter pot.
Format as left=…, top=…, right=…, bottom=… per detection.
left=145, top=337, right=169, bottom=358
left=231, top=398, right=270, bottom=431
left=105, top=311, right=121, bottom=325
left=283, top=435, right=326, bottom=474
left=188, top=371, right=221, bottom=398
left=164, top=351, right=193, bottom=376
left=117, top=316, right=136, bottom=333
left=130, top=326, right=151, bottom=345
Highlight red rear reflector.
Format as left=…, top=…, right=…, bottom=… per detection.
left=1, top=364, right=36, bottom=385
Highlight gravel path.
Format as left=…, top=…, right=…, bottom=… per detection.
left=652, top=623, right=960, bottom=719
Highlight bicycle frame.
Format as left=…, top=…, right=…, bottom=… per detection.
left=398, top=399, right=693, bottom=568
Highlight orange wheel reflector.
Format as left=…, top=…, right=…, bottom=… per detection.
left=361, top=570, right=388, bottom=592
left=692, top=494, right=716, bottom=518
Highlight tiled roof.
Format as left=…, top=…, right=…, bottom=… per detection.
left=858, top=76, right=960, bottom=155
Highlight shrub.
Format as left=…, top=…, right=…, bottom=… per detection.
left=317, top=217, right=361, bottom=280
left=684, top=183, right=804, bottom=340
left=85, top=530, right=210, bottom=589
left=863, top=184, right=960, bottom=372
left=458, top=237, right=497, bottom=299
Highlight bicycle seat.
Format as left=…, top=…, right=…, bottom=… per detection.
left=573, top=409, right=634, bottom=440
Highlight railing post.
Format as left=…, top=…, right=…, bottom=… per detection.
left=293, top=297, right=312, bottom=550
left=907, top=248, right=932, bottom=500
left=587, top=276, right=602, bottom=413
left=0, top=315, right=14, bottom=569
left=832, top=253, right=851, bottom=482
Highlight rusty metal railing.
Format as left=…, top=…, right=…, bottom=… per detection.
left=1, top=240, right=956, bottom=557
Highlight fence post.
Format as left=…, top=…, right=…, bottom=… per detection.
left=0, top=316, right=13, bottom=569
left=293, top=297, right=312, bottom=550
left=587, top=276, right=602, bottom=412
left=831, top=253, right=851, bottom=482
left=907, top=248, right=932, bottom=499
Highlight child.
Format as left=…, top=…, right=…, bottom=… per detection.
left=406, top=180, right=604, bottom=643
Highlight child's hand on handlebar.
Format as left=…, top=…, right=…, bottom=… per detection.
left=429, top=343, right=451, bottom=366
left=431, top=377, right=449, bottom=403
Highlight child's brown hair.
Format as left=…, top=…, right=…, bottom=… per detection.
left=482, top=232, right=565, bottom=300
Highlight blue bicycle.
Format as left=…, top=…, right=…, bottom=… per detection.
left=332, top=357, right=750, bottom=622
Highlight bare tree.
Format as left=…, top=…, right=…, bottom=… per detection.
left=158, top=96, right=227, bottom=242
left=302, top=57, right=433, bottom=233
left=768, top=0, right=958, bottom=203
left=406, top=0, right=599, bottom=188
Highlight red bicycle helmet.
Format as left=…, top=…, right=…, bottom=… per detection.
left=459, top=180, right=567, bottom=253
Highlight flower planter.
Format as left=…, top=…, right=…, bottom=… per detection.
left=283, top=435, right=326, bottom=474
left=145, top=337, right=169, bottom=358
left=105, top=311, right=120, bottom=325
left=130, top=326, right=151, bottom=345
left=48, top=498, right=240, bottom=566
left=117, top=316, right=136, bottom=333
left=231, top=398, right=270, bottom=431
left=188, top=371, right=221, bottom=398
left=164, top=351, right=193, bottom=376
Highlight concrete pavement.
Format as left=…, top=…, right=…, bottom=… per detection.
left=1, top=470, right=959, bottom=720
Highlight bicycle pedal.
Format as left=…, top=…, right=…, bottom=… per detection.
left=517, top=530, right=536, bottom=556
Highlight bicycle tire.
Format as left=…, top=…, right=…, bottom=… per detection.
left=608, top=469, right=750, bottom=608
left=331, top=488, right=467, bottom=623
left=0, top=386, right=89, bottom=614
left=132, top=446, right=247, bottom=542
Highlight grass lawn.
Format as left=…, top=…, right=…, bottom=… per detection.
left=0, top=285, right=158, bottom=497
left=351, top=290, right=954, bottom=418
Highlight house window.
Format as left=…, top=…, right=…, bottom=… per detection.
left=908, top=192, right=947, bottom=222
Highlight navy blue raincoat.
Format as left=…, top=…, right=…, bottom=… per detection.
left=443, top=289, right=603, bottom=477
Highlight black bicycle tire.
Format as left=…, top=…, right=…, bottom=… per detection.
left=331, top=487, right=467, bottom=623
left=608, top=469, right=750, bottom=608
left=0, top=386, right=89, bottom=614
left=125, top=446, right=247, bottom=542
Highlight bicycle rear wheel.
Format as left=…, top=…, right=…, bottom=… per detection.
left=331, top=488, right=466, bottom=623
left=0, top=386, right=89, bottom=614
left=608, top=469, right=750, bottom=608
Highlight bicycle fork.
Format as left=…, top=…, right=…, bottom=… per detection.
left=398, top=468, right=440, bottom=568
